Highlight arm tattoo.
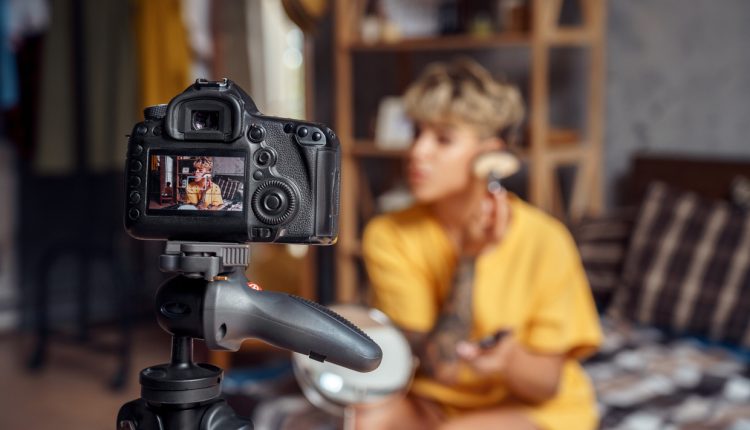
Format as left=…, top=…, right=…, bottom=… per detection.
left=418, top=257, right=476, bottom=378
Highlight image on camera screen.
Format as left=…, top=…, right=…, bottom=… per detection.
left=147, top=153, right=245, bottom=214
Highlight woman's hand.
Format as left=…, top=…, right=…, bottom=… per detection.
left=457, top=332, right=566, bottom=403
left=458, top=185, right=511, bottom=257
left=456, top=332, right=517, bottom=379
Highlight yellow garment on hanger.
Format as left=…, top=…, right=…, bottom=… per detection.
left=133, top=0, right=192, bottom=108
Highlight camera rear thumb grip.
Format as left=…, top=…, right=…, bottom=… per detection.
left=202, top=281, right=382, bottom=373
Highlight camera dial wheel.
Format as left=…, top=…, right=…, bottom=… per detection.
left=144, top=104, right=168, bottom=121
left=252, top=180, right=298, bottom=225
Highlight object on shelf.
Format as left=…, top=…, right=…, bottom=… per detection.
left=360, top=15, right=382, bottom=44
left=496, top=0, right=529, bottom=33
left=374, top=96, right=414, bottom=150
left=382, top=0, right=440, bottom=38
left=360, top=16, right=400, bottom=44
left=469, top=11, right=494, bottom=37
left=438, top=0, right=461, bottom=35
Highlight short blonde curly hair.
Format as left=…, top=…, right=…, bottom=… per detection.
left=193, top=157, right=213, bottom=171
left=403, top=58, right=525, bottom=143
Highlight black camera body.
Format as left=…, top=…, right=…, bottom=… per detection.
left=124, top=79, right=340, bottom=244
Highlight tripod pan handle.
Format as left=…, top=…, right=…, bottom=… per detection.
left=203, top=281, right=382, bottom=373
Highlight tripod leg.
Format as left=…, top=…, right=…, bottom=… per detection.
left=28, top=250, right=53, bottom=370
left=110, top=255, right=132, bottom=391
left=77, top=251, right=90, bottom=343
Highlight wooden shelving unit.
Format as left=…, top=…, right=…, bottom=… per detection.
left=333, top=0, right=606, bottom=302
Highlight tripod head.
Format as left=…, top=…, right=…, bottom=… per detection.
left=156, top=241, right=381, bottom=371
left=118, top=242, right=382, bottom=430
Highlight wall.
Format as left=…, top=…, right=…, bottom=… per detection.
left=606, top=0, right=750, bottom=206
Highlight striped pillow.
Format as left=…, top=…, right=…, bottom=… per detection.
left=610, top=182, right=750, bottom=349
left=573, top=208, right=636, bottom=311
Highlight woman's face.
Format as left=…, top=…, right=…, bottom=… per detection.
left=408, top=121, right=495, bottom=203
left=194, top=164, right=209, bottom=180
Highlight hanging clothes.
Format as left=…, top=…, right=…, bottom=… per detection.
left=0, top=0, right=19, bottom=110
left=34, top=0, right=139, bottom=174
left=181, top=0, right=214, bottom=80
left=133, top=0, right=192, bottom=108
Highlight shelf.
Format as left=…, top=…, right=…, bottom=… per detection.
left=546, top=143, right=587, bottom=164
left=347, top=28, right=594, bottom=52
left=348, top=33, right=530, bottom=52
left=346, top=141, right=410, bottom=158
left=550, top=27, right=593, bottom=45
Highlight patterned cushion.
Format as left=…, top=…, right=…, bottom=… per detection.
left=573, top=208, right=636, bottom=310
left=610, top=182, right=750, bottom=349
left=731, top=175, right=750, bottom=210
left=215, top=176, right=243, bottom=200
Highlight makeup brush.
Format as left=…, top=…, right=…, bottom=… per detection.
left=472, top=151, right=520, bottom=193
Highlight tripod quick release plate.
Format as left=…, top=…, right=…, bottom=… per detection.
left=159, top=241, right=250, bottom=280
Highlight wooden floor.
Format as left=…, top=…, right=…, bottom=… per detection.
left=0, top=325, right=172, bottom=430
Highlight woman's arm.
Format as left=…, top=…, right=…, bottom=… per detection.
left=410, top=189, right=510, bottom=384
left=404, top=257, right=477, bottom=384
left=458, top=337, right=565, bottom=403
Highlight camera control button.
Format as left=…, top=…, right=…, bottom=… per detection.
left=253, top=170, right=263, bottom=180
left=128, top=208, right=140, bottom=220
left=296, top=127, right=326, bottom=146
left=131, top=144, right=143, bottom=155
left=255, top=149, right=273, bottom=166
left=129, top=160, right=143, bottom=172
left=136, top=125, right=148, bottom=135
left=129, top=176, right=142, bottom=187
left=254, top=148, right=275, bottom=168
left=263, top=193, right=283, bottom=212
left=129, top=191, right=141, bottom=204
left=284, top=123, right=294, bottom=133
left=248, top=124, right=266, bottom=142
left=152, top=126, right=162, bottom=136
left=251, top=228, right=273, bottom=239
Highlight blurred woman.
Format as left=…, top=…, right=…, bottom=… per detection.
left=360, top=59, right=602, bottom=430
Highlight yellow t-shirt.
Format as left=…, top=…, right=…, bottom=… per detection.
left=362, top=196, right=602, bottom=430
left=185, top=181, right=223, bottom=207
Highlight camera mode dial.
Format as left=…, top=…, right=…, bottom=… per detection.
left=143, top=104, right=168, bottom=121
left=252, top=180, right=297, bottom=225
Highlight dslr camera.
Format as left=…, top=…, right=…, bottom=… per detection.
left=124, top=78, right=340, bottom=244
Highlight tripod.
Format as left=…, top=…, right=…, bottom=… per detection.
left=117, top=242, right=382, bottom=430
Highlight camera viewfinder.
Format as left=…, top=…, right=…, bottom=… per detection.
left=192, top=110, right=219, bottom=131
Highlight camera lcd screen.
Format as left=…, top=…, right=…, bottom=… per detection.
left=147, top=153, right=245, bottom=215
